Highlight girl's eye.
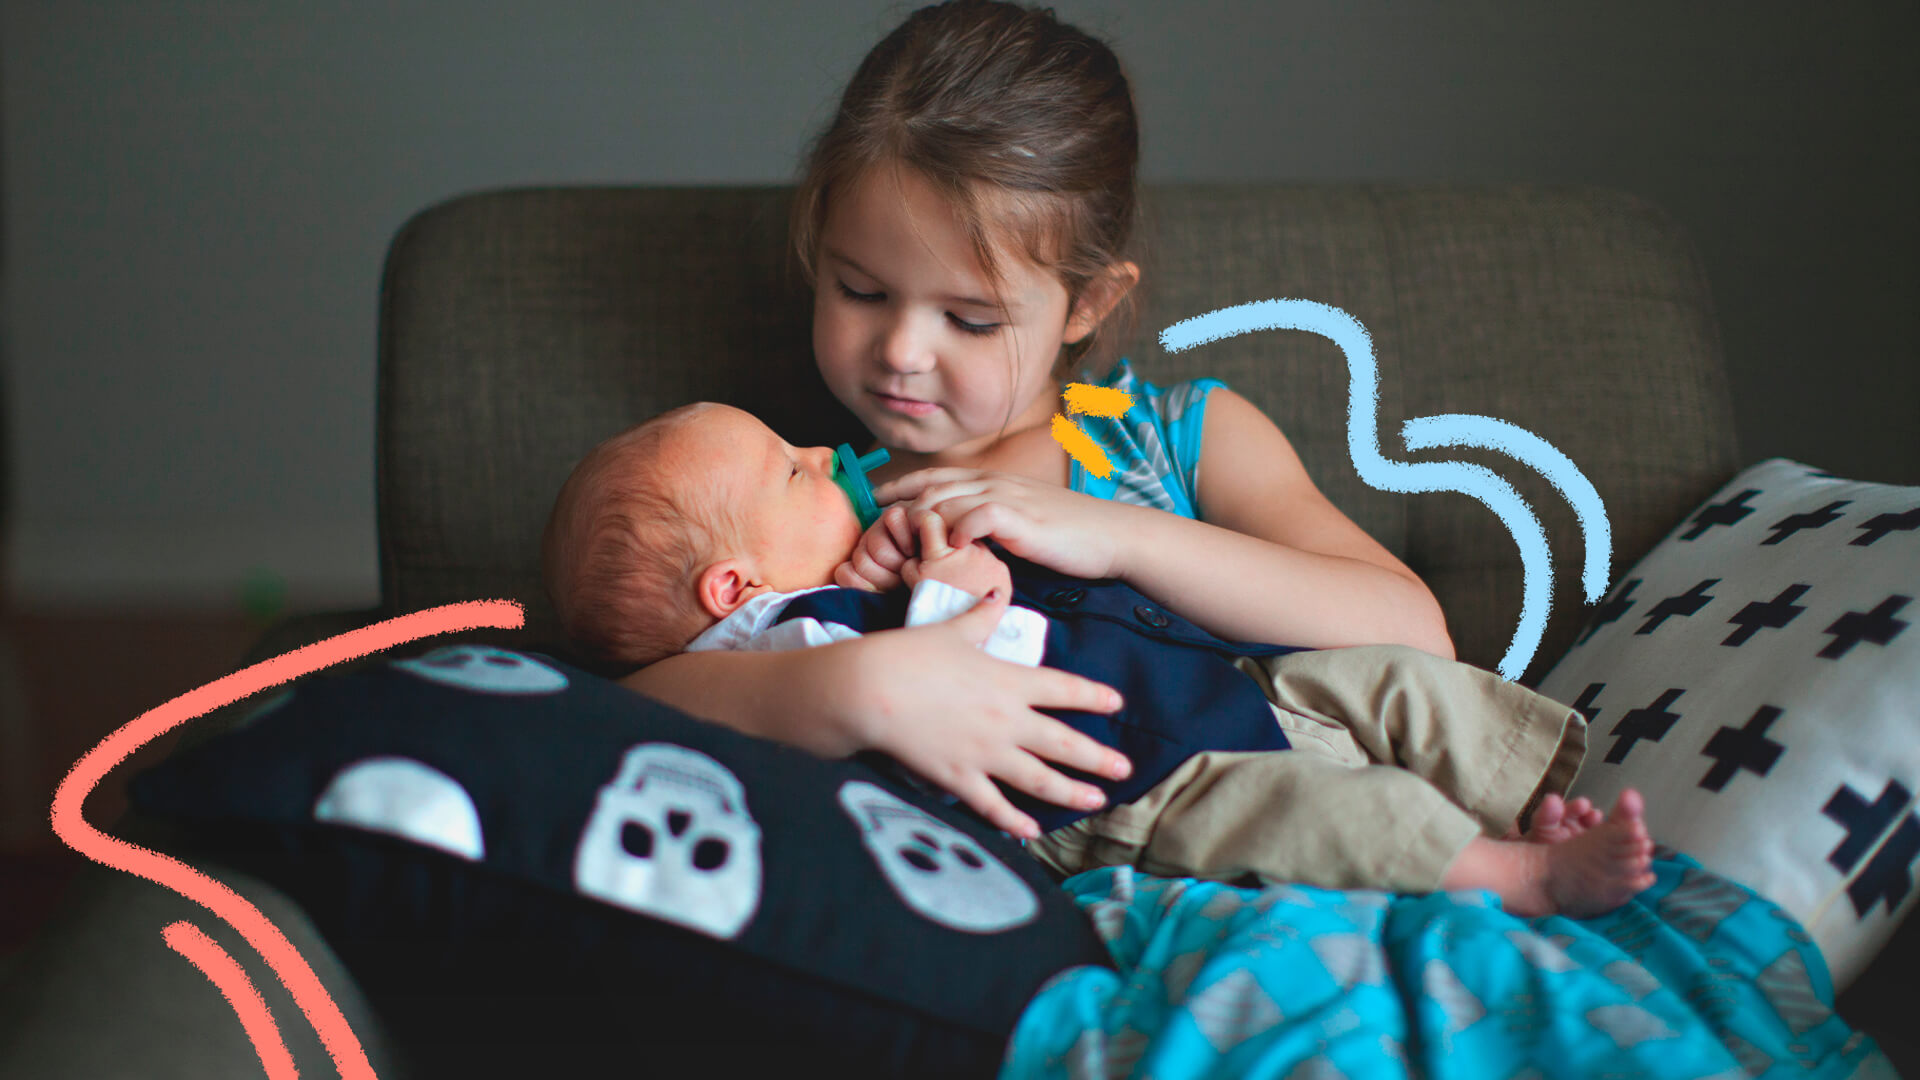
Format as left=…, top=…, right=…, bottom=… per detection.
left=837, top=278, right=996, bottom=334
left=949, top=314, right=1000, bottom=336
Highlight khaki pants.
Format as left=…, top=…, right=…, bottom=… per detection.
left=1028, top=645, right=1587, bottom=892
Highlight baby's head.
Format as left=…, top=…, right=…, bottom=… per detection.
left=543, top=403, right=864, bottom=669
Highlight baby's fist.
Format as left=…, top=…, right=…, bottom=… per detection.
left=835, top=505, right=916, bottom=592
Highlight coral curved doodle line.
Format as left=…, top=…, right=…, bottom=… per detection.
left=48, top=599, right=527, bottom=1080
left=1159, top=298, right=1610, bottom=681
left=162, top=919, right=299, bottom=1080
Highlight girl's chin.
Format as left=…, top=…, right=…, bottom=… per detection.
left=861, top=407, right=947, bottom=446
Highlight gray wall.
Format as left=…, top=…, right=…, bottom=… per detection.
left=5, top=1, right=1915, bottom=608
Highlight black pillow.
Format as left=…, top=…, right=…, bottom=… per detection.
left=130, top=644, right=1111, bottom=1078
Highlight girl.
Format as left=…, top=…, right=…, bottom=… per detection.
left=624, top=0, right=1454, bottom=841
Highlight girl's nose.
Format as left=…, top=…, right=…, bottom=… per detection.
left=877, top=313, right=933, bottom=375
left=808, top=444, right=836, bottom=475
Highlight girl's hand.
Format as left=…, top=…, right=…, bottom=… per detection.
left=843, top=585, right=1131, bottom=838
left=874, top=468, right=1133, bottom=581
left=900, top=513, right=1012, bottom=600
left=833, top=505, right=917, bottom=592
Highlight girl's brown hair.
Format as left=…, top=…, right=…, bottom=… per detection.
left=791, top=0, right=1142, bottom=380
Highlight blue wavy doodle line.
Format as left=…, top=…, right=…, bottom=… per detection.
left=1159, top=298, right=1611, bottom=681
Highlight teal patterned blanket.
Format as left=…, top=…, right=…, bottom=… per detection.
left=1003, top=851, right=1894, bottom=1079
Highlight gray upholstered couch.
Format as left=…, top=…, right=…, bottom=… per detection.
left=3, top=184, right=1910, bottom=1076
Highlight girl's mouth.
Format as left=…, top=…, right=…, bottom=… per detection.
left=872, top=390, right=939, bottom=417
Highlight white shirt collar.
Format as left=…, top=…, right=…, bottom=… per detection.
left=682, top=584, right=839, bottom=653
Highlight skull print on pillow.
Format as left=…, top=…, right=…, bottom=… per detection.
left=128, top=646, right=1113, bottom=1077
left=574, top=744, right=762, bottom=939
left=392, top=644, right=571, bottom=694
left=838, top=781, right=1039, bottom=934
left=313, top=756, right=486, bottom=861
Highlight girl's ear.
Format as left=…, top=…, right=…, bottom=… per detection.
left=1064, top=261, right=1141, bottom=345
left=696, top=558, right=766, bottom=619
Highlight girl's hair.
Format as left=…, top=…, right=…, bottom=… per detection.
left=791, top=0, right=1142, bottom=379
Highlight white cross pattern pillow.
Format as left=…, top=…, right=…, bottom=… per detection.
left=1536, top=458, right=1919, bottom=990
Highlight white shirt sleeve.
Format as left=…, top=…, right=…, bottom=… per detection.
left=681, top=580, right=1046, bottom=665
left=903, top=579, right=1048, bottom=668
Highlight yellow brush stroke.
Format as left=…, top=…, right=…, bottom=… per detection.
left=1052, top=412, right=1115, bottom=479
left=1062, top=382, right=1134, bottom=418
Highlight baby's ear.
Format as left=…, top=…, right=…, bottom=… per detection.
left=696, top=559, right=763, bottom=618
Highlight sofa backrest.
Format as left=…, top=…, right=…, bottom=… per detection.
left=377, top=184, right=1739, bottom=682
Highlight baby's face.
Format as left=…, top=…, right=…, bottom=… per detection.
left=667, top=404, right=864, bottom=593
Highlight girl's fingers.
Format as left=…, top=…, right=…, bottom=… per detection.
left=998, top=751, right=1109, bottom=813
left=873, top=467, right=988, bottom=505
left=952, top=773, right=1041, bottom=840
left=943, top=502, right=1014, bottom=550
left=1021, top=710, right=1132, bottom=781
left=1030, top=665, right=1125, bottom=718
left=905, top=495, right=994, bottom=548
left=904, top=482, right=994, bottom=522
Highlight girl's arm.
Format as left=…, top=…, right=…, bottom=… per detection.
left=619, top=603, right=1131, bottom=838
left=875, top=389, right=1454, bottom=656
left=1117, top=387, right=1454, bottom=656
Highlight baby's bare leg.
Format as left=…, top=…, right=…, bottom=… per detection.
left=1442, top=790, right=1656, bottom=917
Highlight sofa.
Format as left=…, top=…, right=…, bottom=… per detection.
left=2, top=183, right=1910, bottom=1076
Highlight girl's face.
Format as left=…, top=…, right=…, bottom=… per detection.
left=811, top=165, right=1079, bottom=460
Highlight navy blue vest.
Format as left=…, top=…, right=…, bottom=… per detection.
left=773, top=553, right=1306, bottom=832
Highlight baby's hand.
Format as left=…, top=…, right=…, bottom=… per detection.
left=833, top=505, right=916, bottom=592
left=902, top=514, right=1012, bottom=601
left=873, top=468, right=1129, bottom=582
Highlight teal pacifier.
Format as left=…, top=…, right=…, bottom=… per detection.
left=832, top=444, right=891, bottom=529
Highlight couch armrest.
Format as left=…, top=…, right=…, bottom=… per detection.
left=0, top=609, right=412, bottom=1079
left=0, top=821, right=405, bottom=1078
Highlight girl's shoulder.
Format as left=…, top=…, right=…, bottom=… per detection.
left=1069, top=357, right=1231, bottom=518
left=1081, top=356, right=1228, bottom=407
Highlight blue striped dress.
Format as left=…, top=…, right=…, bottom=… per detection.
left=1067, top=358, right=1226, bottom=520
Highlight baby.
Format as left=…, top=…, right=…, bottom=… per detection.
left=543, top=402, right=1657, bottom=917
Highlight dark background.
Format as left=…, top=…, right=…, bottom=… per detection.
left=3, top=1, right=1916, bottom=612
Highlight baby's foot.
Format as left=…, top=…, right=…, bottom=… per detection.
left=1524, top=794, right=1605, bottom=844
left=1540, top=789, right=1656, bottom=917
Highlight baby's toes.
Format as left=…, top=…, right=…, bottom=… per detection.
left=1614, top=788, right=1647, bottom=820
left=1527, top=798, right=1565, bottom=840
